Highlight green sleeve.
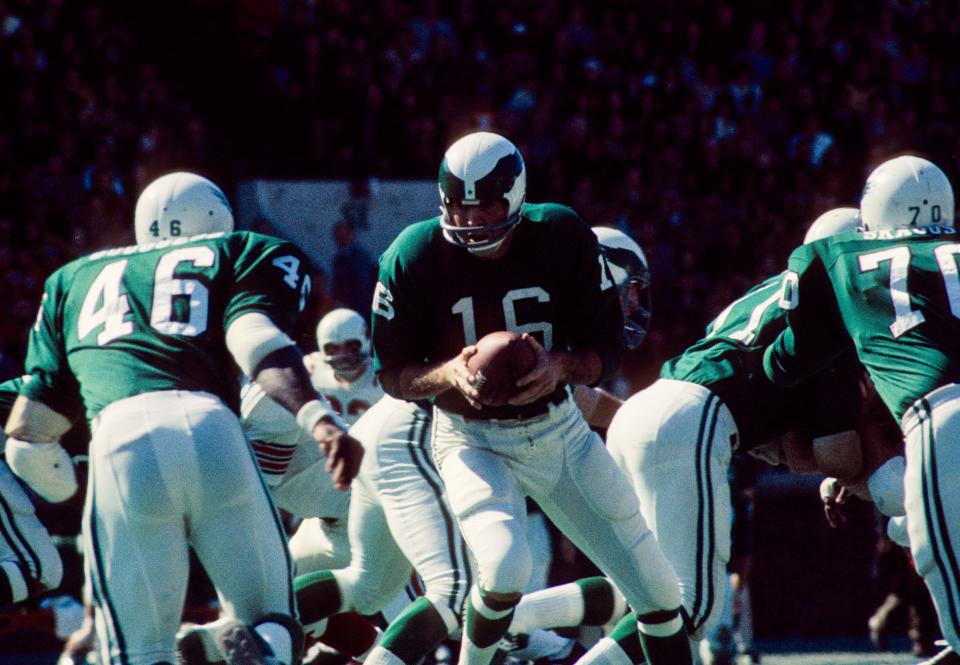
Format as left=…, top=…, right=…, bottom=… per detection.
left=371, top=229, right=429, bottom=380
left=22, top=273, right=83, bottom=418
left=558, top=214, right=623, bottom=383
left=224, top=234, right=312, bottom=336
left=764, top=243, right=847, bottom=387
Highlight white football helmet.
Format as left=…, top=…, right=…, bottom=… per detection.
left=860, top=155, right=954, bottom=231
left=803, top=207, right=860, bottom=244
left=593, top=227, right=651, bottom=349
left=316, top=308, right=370, bottom=374
left=134, top=172, right=234, bottom=244
left=438, top=131, right=526, bottom=257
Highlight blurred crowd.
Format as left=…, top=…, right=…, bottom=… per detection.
left=2, top=0, right=959, bottom=386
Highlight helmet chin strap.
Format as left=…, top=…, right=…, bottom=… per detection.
left=333, top=359, right=368, bottom=383
left=466, top=234, right=511, bottom=257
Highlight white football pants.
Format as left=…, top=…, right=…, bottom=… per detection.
left=0, top=458, right=62, bottom=601
left=84, top=391, right=295, bottom=665
left=607, top=379, right=733, bottom=639
left=432, top=395, right=682, bottom=616
left=332, top=396, right=472, bottom=633
left=903, top=383, right=960, bottom=654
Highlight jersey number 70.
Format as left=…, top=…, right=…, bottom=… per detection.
left=857, top=244, right=960, bottom=338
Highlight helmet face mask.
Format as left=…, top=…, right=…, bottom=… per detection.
left=593, top=227, right=652, bottom=350
left=438, top=132, right=526, bottom=256
left=620, top=273, right=652, bottom=349
left=322, top=339, right=365, bottom=374
left=859, top=155, right=954, bottom=232
left=134, top=172, right=234, bottom=245
left=315, top=308, right=370, bottom=379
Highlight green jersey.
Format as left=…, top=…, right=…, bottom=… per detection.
left=765, top=225, right=960, bottom=421
left=23, top=231, right=311, bottom=421
left=372, top=203, right=623, bottom=419
left=662, top=274, right=860, bottom=451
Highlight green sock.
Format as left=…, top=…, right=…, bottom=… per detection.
left=610, top=612, right=645, bottom=663
left=576, top=576, right=617, bottom=625
left=379, top=597, right=450, bottom=664
left=464, top=589, right=517, bottom=648
left=293, top=570, right=342, bottom=626
left=636, top=610, right=691, bottom=665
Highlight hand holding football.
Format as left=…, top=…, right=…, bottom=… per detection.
left=467, top=331, right=538, bottom=407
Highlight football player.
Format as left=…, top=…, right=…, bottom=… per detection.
left=506, top=208, right=884, bottom=665
left=5, top=172, right=363, bottom=665
left=0, top=376, right=65, bottom=606
left=293, top=396, right=471, bottom=665
left=179, top=308, right=385, bottom=665
left=247, top=307, right=383, bottom=574
left=371, top=132, right=691, bottom=665
left=568, top=226, right=652, bottom=428
left=764, top=155, right=960, bottom=664
left=306, top=308, right=384, bottom=418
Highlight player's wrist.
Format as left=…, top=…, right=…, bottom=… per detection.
left=296, top=399, right=342, bottom=434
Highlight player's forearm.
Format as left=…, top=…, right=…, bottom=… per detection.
left=553, top=349, right=603, bottom=386
left=572, top=384, right=623, bottom=429
left=254, top=346, right=332, bottom=419
left=388, top=360, right=454, bottom=401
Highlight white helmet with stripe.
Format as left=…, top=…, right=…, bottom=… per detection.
left=316, top=308, right=370, bottom=374
left=438, top=131, right=526, bottom=256
left=592, top=226, right=651, bottom=349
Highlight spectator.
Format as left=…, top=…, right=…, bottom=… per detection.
left=330, top=220, right=376, bottom=317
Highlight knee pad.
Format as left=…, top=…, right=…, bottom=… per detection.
left=332, top=566, right=385, bottom=617
left=460, top=509, right=532, bottom=595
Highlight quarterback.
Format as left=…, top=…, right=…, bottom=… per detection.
left=371, top=132, right=691, bottom=665
left=5, top=172, right=363, bottom=665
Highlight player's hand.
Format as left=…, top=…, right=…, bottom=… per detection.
left=446, top=345, right=482, bottom=409
left=304, top=352, right=320, bottom=375
left=820, top=477, right=849, bottom=528
left=313, top=421, right=364, bottom=490
left=509, top=334, right=562, bottom=406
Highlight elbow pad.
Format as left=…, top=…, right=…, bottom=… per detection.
left=868, top=456, right=906, bottom=517
left=6, top=438, right=78, bottom=503
left=812, top=430, right=863, bottom=480
left=226, top=312, right=295, bottom=376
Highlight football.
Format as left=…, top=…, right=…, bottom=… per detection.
left=467, top=331, right=538, bottom=407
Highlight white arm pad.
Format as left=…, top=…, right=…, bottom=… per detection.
left=812, top=430, right=863, bottom=480
left=6, top=438, right=78, bottom=503
left=296, top=399, right=347, bottom=434
left=5, top=395, right=72, bottom=443
left=225, top=312, right=296, bottom=376
left=868, top=455, right=906, bottom=517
